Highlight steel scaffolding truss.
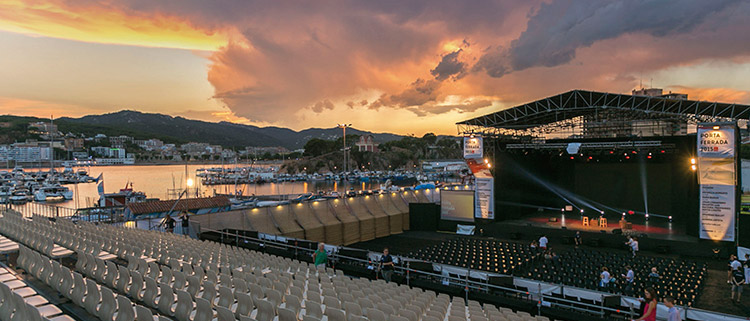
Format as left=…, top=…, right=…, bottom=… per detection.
left=457, top=90, right=750, bottom=138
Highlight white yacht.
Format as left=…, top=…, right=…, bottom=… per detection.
left=34, top=185, right=73, bottom=202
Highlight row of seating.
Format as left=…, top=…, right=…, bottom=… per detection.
left=0, top=208, right=554, bottom=321
left=527, top=248, right=705, bottom=306
left=0, top=248, right=74, bottom=321
left=408, top=238, right=542, bottom=274
left=17, top=245, right=164, bottom=320
left=407, top=236, right=705, bottom=307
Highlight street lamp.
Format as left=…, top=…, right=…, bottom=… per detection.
left=337, top=123, right=352, bottom=174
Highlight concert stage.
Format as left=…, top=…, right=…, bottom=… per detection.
left=502, top=211, right=692, bottom=242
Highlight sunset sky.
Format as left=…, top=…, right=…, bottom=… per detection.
left=1, top=0, right=749, bottom=135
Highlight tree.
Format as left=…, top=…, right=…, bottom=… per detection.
left=303, top=138, right=335, bottom=157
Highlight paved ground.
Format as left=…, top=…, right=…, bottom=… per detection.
left=693, top=259, right=750, bottom=317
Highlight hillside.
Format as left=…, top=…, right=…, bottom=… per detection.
left=1, top=111, right=403, bottom=149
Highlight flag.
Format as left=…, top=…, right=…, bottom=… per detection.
left=95, top=173, right=103, bottom=182
left=97, top=181, right=104, bottom=195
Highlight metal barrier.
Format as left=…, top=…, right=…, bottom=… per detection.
left=2, top=203, right=126, bottom=224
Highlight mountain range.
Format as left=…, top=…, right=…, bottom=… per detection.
left=52, top=110, right=404, bottom=149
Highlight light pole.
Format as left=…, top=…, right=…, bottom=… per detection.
left=337, top=124, right=352, bottom=174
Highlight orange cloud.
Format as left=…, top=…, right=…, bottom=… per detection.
left=0, top=96, right=100, bottom=118
left=0, top=0, right=228, bottom=51
left=666, top=86, right=750, bottom=104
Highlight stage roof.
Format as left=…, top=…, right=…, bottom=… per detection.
left=457, top=89, right=750, bottom=130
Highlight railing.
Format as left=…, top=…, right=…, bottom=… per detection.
left=200, top=227, right=748, bottom=321
left=201, top=227, right=634, bottom=320
left=1, top=203, right=126, bottom=224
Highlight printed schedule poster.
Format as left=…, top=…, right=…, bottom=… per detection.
left=699, top=184, right=735, bottom=242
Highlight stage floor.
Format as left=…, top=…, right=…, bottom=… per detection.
left=502, top=211, right=695, bottom=242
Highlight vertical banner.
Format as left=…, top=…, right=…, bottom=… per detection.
left=697, top=124, right=737, bottom=242
left=463, top=135, right=494, bottom=220
left=475, top=176, right=494, bottom=219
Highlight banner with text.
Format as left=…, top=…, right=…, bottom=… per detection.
left=698, top=124, right=737, bottom=241
left=463, top=137, right=483, bottom=159
left=475, top=176, right=495, bottom=219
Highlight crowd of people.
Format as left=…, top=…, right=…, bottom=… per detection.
left=728, top=254, right=749, bottom=304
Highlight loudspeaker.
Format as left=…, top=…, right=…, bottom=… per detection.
left=612, top=229, right=622, bottom=235
left=410, top=203, right=439, bottom=231
left=549, top=217, right=558, bottom=222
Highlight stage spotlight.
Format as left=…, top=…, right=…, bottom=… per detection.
left=668, top=216, right=673, bottom=222
left=570, top=156, right=575, bottom=160
left=713, top=125, right=720, bottom=130
left=691, top=164, right=697, bottom=171
left=645, top=213, right=650, bottom=220
left=625, top=156, right=630, bottom=159
left=690, top=158, right=696, bottom=164
left=580, top=209, right=584, bottom=214
left=647, top=155, right=652, bottom=159
left=622, top=212, right=626, bottom=216
left=600, top=210, right=604, bottom=216
left=484, top=158, right=489, bottom=163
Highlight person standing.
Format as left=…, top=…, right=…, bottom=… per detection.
left=379, top=247, right=395, bottom=283
left=179, top=211, right=190, bottom=235
left=663, top=296, right=681, bottom=321
left=731, top=265, right=745, bottom=303
left=574, top=231, right=582, bottom=247
left=160, top=214, right=176, bottom=233
left=626, top=236, right=639, bottom=257
left=632, top=287, right=657, bottom=321
left=312, top=243, right=328, bottom=268
left=648, top=267, right=661, bottom=287
left=622, top=265, right=635, bottom=296
left=539, top=234, right=549, bottom=250
left=744, top=254, right=750, bottom=285
left=599, top=267, right=611, bottom=291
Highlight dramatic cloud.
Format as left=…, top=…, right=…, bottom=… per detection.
left=2, top=0, right=750, bottom=134
left=476, top=0, right=745, bottom=77
left=431, top=50, right=467, bottom=81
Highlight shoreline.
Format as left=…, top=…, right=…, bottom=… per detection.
left=0, top=160, right=285, bottom=169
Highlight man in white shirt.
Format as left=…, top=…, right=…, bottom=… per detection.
left=731, top=256, right=742, bottom=271
left=539, top=235, right=548, bottom=249
left=663, top=296, right=681, bottom=321
left=629, top=237, right=639, bottom=257
left=600, top=267, right=611, bottom=290
left=621, top=265, right=635, bottom=296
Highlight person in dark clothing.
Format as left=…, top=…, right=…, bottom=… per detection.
left=379, top=247, right=395, bottom=283
left=179, top=212, right=190, bottom=235
left=574, top=231, right=582, bottom=247
left=731, top=267, right=745, bottom=303
left=160, top=214, right=176, bottom=233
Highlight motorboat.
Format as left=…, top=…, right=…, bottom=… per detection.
left=98, top=182, right=147, bottom=206
left=34, top=184, right=73, bottom=202
left=9, top=190, right=30, bottom=204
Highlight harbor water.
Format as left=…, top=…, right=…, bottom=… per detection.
left=12, top=164, right=383, bottom=209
